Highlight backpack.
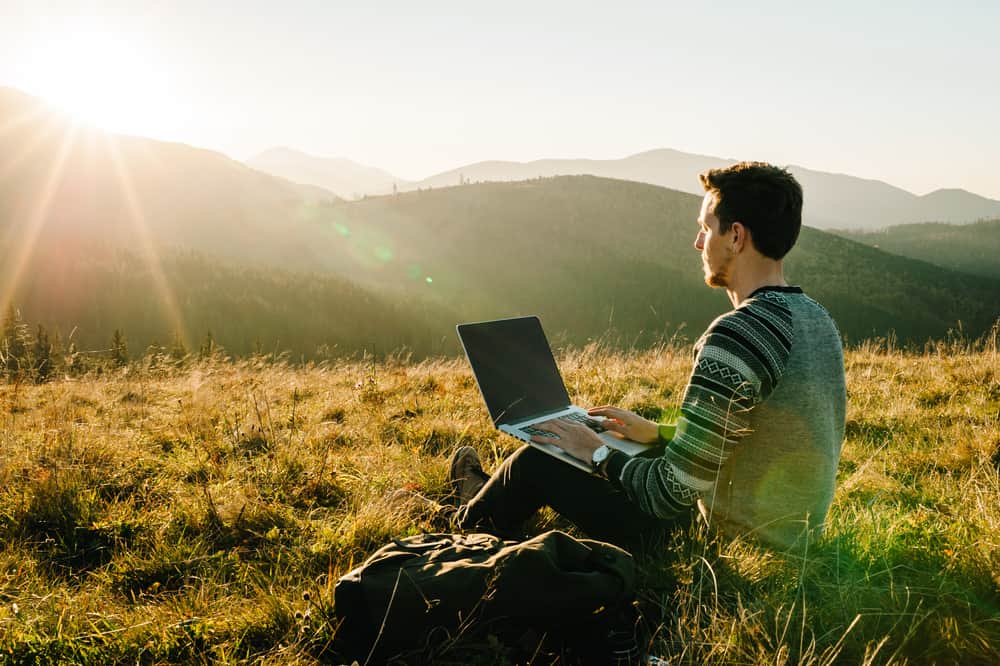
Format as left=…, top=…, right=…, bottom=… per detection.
left=333, top=530, right=641, bottom=664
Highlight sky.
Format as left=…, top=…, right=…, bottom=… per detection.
left=1, top=0, right=998, bottom=198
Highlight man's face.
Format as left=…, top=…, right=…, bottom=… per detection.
left=695, top=193, right=734, bottom=288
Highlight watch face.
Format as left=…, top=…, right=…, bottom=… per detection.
left=592, top=445, right=610, bottom=466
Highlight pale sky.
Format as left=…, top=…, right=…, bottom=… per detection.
left=2, top=0, right=998, bottom=198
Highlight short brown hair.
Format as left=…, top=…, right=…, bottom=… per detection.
left=699, top=162, right=803, bottom=260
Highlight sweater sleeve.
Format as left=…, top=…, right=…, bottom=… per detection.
left=615, top=292, right=794, bottom=519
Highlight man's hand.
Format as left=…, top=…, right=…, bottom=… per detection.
left=587, top=406, right=660, bottom=444
left=530, top=418, right=604, bottom=465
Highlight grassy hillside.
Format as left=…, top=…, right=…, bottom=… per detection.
left=0, top=341, right=997, bottom=663
left=832, top=219, right=1000, bottom=280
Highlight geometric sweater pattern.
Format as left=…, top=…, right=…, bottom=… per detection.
left=619, top=288, right=794, bottom=519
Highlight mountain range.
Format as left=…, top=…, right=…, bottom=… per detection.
left=247, top=147, right=402, bottom=200
left=251, top=147, right=1000, bottom=231
left=1, top=86, right=997, bottom=358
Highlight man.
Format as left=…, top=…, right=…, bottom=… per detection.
left=450, top=162, right=846, bottom=552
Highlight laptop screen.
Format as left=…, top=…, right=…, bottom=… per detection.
left=457, top=316, right=571, bottom=426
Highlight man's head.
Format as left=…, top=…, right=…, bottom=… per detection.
left=693, top=162, right=803, bottom=290
left=697, top=162, right=803, bottom=260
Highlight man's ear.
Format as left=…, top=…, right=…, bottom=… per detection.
left=730, top=222, right=749, bottom=252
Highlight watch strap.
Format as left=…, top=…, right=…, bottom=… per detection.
left=603, top=449, right=629, bottom=486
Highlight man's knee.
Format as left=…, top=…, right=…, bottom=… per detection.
left=500, top=444, right=563, bottom=484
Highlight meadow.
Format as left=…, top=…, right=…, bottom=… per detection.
left=0, top=335, right=997, bottom=664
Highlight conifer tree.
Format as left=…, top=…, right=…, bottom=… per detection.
left=169, top=332, right=187, bottom=362
left=32, top=324, right=53, bottom=383
left=200, top=330, right=216, bottom=360
left=1, top=305, right=31, bottom=379
left=67, top=340, right=87, bottom=376
left=51, top=329, right=65, bottom=377
left=110, top=329, right=129, bottom=367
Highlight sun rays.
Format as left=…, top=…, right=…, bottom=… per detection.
left=1, top=20, right=192, bottom=349
left=0, top=116, right=78, bottom=325
left=105, top=135, right=189, bottom=352
left=0, top=97, right=189, bottom=352
left=0, top=95, right=64, bottom=184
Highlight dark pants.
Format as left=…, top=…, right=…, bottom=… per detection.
left=454, top=445, right=690, bottom=551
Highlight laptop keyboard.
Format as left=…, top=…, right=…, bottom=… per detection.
left=521, top=425, right=560, bottom=439
left=520, top=414, right=606, bottom=439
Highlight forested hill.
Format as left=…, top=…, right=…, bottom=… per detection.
left=301, top=177, right=1000, bottom=346
left=3, top=244, right=454, bottom=360
left=831, top=219, right=1000, bottom=280
left=6, top=174, right=1000, bottom=361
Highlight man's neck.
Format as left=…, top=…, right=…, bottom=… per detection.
left=725, top=261, right=788, bottom=307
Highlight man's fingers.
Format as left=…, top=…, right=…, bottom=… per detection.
left=590, top=406, right=643, bottom=429
left=588, top=408, right=626, bottom=426
left=589, top=406, right=628, bottom=420
left=539, top=419, right=594, bottom=439
left=535, top=420, right=568, bottom=434
left=588, top=406, right=615, bottom=416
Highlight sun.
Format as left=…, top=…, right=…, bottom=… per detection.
left=0, top=21, right=193, bottom=354
left=17, top=22, right=177, bottom=135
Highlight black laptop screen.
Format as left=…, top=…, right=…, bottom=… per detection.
left=457, top=317, right=571, bottom=426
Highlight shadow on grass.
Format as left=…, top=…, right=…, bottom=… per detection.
left=632, top=521, right=1000, bottom=665
left=3, top=470, right=140, bottom=575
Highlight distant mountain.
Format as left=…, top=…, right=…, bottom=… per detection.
left=831, top=219, right=1000, bottom=280
left=408, top=149, right=1000, bottom=230
left=247, top=147, right=408, bottom=199
left=412, top=148, right=729, bottom=194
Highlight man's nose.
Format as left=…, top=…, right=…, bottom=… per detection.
left=694, top=231, right=705, bottom=251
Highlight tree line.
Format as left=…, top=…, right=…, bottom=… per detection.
left=4, top=245, right=458, bottom=374
left=1, top=303, right=235, bottom=383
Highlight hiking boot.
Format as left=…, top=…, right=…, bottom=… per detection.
left=449, top=446, right=489, bottom=505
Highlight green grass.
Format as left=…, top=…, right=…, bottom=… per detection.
left=0, top=340, right=997, bottom=664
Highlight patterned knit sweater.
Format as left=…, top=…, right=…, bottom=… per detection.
left=604, top=286, right=847, bottom=549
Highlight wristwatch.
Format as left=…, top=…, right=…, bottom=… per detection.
left=591, top=445, right=612, bottom=473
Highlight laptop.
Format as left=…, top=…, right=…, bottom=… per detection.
left=457, top=316, right=653, bottom=471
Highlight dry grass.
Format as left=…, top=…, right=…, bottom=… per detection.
left=0, top=340, right=997, bottom=664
